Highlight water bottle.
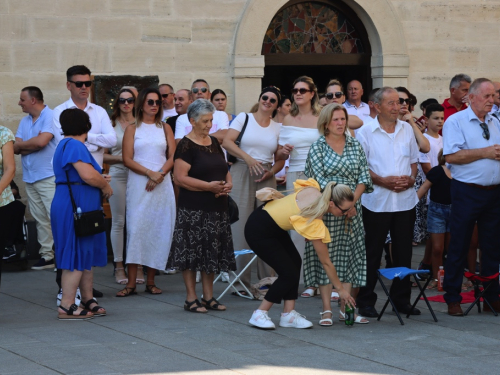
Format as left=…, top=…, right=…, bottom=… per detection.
left=345, top=304, right=354, bottom=326
left=76, top=207, right=82, bottom=218
left=437, top=266, right=445, bottom=292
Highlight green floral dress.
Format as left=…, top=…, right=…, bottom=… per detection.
left=0, top=126, right=15, bottom=208
left=304, top=135, right=373, bottom=287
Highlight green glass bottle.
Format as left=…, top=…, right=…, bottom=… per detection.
left=345, top=304, right=354, bottom=326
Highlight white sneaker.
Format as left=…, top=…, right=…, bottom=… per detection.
left=249, top=310, right=275, bottom=329
left=279, top=310, right=313, bottom=329
left=196, top=271, right=201, bottom=283
left=164, top=268, right=178, bottom=275
left=56, top=287, right=82, bottom=307
left=220, top=272, right=230, bottom=283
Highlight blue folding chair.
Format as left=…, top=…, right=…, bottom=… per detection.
left=377, top=267, right=438, bottom=325
left=213, top=249, right=257, bottom=300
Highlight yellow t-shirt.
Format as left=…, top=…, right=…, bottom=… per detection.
left=263, top=178, right=331, bottom=243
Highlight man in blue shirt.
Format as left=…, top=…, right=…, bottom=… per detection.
left=443, top=78, right=500, bottom=316
left=14, top=86, right=58, bottom=270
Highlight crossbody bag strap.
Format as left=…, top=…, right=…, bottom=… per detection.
left=61, top=140, right=78, bottom=214
left=234, top=113, right=249, bottom=146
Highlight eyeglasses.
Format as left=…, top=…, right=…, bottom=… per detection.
left=68, top=80, right=92, bottom=88
left=334, top=201, right=351, bottom=214
left=118, top=97, right=135, bottom=105
left=261, top=95, right=277, bottom=104
left=326, top=92, right=343, bottom=100
left=146, top=99, right=161, bottom=106
left=161, top=93, right=173, bottom=98
left=291, top=88, right=312, bottom=95
left=480, top=122, right=490, bottom=140
left=192, top=87, right=208, bottom=94
left=399, top=98, right=411, bottom=105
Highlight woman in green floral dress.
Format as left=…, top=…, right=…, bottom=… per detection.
left=304, top=103, right=373, bottom=326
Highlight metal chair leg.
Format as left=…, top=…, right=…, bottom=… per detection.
left=410, top=275, right=438, bottom=322
left=377, top=273, right=404, bottom=325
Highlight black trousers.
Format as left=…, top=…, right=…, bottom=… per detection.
left=0, top=201, right=16, bottom=287
left=357, top=206, right=416, bottom=308
left=244, top=206, right=301, bottom=304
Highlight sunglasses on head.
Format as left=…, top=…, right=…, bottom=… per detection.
left=118, top=97, right=135, bottom=104
left=326, top=92, right=343, bottom=100
left=261, top=95, right=277, bottom=104
left=192, top=87, right=208, bottom=94
left=161, top=93, right=173, bottom=98
left=479, top=122, right=490, bottom=140
left=68, top=80, right=92, bottom=88
left=399, top=98, right=411, bottom=105
left=146, top=99, right=161, bottom=106
left=334, top=201, right=350, bottom=214
left=291, top=88, right=312, bottom=95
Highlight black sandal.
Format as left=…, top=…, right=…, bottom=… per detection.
left=58, top=303, right=93, bottom=320
left=82, top=298, right=106, bottom=317
left=145, top=284, right=162, bottom=294
left=184, top=299, right=207, bottom=313
left=116, top=287, right=137, bottom=297
left=201, top=297, right=226, bottom=311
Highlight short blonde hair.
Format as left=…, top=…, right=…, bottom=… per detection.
left=317, top=103, right=350, bottom=137
left=326, top=79, right=344, bottom=92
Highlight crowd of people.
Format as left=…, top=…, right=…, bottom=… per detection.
left=1, top=65, right=499, bottom=324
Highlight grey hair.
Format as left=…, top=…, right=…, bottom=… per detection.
left=449, top=74, right=472, bottom=90
left=187, top=99, right=215, bottom=122
left=372, top=87, right=397, bottom=104
left=469, top=78, right=493, bottom=96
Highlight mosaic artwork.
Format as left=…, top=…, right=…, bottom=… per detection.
left=262, top=2, right=364, bottom=54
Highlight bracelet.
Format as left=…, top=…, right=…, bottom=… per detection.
left=145, top=169, right=150, bottom=178
left=410, top=175, right=415, bottom=180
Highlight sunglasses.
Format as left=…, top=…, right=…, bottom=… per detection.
left=146, top=99, right=161, bottom=106
left=334, top=201, right=350, bottom=214
left=326, top=92, right=343, bottom=100
left=161, top=93, right=173, bottom=98
left=68, top=80, right=92, bottom=88
left=118, top=97, right=135, bottom=105
left=192, top=87, right=208, bottom=94
left=261, top=95, right=277, bottom=104
left=291, top=88, right=312, bottom=95
left=399, top=98, right=411, bottom=105
left=479, top=122, right=490, bottom=140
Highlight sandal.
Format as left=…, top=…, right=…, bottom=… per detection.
left=58, top=303, right=93, bottom=320
left=339, top=310, right=369, bottom=324
left=114, top=268, right=128, bottom=285
left=201, top=297, right=226, bottom=311
left=301, top=287, right=318, bottom=298
left=231, top=290, right=250, bottom=297
left=136, top=266, right=145, bottom=284
left=184, top=299, right=207, bottom=313
left=319, top=310, right=333, bottom=326
left=145, top=284, right=162, bottom=294
left=427, top=280, right=438, bottom=290
left=82, top=298, right=106, bottom=317
left=116, top=287, right=137, bottom=297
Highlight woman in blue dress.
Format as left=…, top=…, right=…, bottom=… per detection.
left=51, top=108, right=114, bottom=320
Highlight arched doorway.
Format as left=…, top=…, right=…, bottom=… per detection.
left=261, top=0, right=372, bottom=99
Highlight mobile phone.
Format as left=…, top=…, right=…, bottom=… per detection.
left=416, top=115, right=426, bottom=123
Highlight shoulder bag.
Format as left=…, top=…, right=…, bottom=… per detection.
left=227, top=113, right=249, bottom=164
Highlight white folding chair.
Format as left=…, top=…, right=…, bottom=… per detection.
left=214, top=249, right=258, bottom=300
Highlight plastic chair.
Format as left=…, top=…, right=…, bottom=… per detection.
left=213, top=249, right=257, bottom=300
left=377, top=267, right=438, bottom=325
left=463, top=271, right=499, bottom=316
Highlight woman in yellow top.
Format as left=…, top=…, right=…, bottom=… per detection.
left=245, top=179, right=356, bottom=329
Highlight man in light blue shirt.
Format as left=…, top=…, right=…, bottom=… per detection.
left=443, top=78, right=500, bottom=316
left=14, top=86, right=58, bottom=270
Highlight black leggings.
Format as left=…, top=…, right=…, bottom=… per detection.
left=244, top=206, right=301, bottom=304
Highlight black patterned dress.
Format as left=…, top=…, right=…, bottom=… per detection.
left=167, top=136, right=236, bottom=273
left=303, top=135, right=373, bottom=288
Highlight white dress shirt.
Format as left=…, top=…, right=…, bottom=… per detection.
left=53, top=98, right=117, bottom=168
left=357, top=117, right=419, bottom=212
left=174, top=110, right=229, bottom=139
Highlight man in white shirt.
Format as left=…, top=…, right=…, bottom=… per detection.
left=174, top=79, right=228, bottom=144
left=344, top=80, right=371, bottom=120
left=53, top=65, right=116, bottom=169
left=356, top=87, right=420, bottom=318
left=159, top=83, right=177, bottom=121
left=14, top=86, right=58, bottom=270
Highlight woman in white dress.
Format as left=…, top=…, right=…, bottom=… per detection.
left=117, top=88, right=176, bottom=297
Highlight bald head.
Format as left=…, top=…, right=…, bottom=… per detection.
left=493, top=81, right=500, bottom=107
left=346, top=80, right=363, bottom=105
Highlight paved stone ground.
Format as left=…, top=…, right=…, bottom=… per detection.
left=1, top=245, right=499, bottom=375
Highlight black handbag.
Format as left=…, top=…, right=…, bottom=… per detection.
left=227, top=113, right=249, bottom=164
left=60, top=140, right=106, bottom=237
left=227, top=195, right=239, bottom=224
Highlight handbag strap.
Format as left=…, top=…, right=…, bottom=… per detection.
left=234, top=113, right=249, bottom=146
left=61, top=140, right=78, bottom=214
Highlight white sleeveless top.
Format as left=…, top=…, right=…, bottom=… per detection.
left=278, top=125, right=321, bottom=172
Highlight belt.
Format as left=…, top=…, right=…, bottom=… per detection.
left=463, top=182, right=500, bottom=190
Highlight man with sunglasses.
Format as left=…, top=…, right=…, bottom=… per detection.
left=344, top=80, right=370, bottom=120
left=159, top=83, right=177, bottom=121
left=52, top=65, right=116, bottom=168
left=174, top=79, right=228, bottom=145
left=442, top=78, right=500, bottom=316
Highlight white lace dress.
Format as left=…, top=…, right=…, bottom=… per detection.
left=125, top=122, right=176, bottom=270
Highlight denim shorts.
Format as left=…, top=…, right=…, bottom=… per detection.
left=427, top=200, right=451, bottom=233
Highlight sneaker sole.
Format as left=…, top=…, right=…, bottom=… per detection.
left=279, top=323, right=313, bottom=329
left=31, top=265, right=55, bottom=270
left=249, top=320, right=275, bottom=330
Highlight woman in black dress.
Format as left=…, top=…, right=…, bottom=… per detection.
left=167, top=99, right=236, bottom=313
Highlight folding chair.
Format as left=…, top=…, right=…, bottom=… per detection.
left=213, top=249, right=258, bottom=300
left=377, top=267, right=438, bottom=325
left=463, top=271, right=499, bottom=316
